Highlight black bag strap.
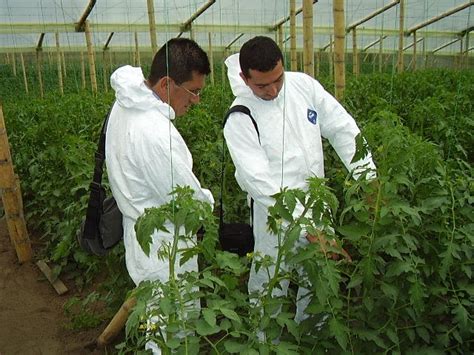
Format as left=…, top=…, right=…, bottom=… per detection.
left=82, top=109, right=113, bottom=240
left=220, top=105, right=259, bottom=228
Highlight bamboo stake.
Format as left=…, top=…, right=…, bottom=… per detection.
left=62, top=51, right=67, bottom=79
left=84, top=21, right=98, bottom=94
left=379, top=35, right=384, bottom=73
left=102, top=50, right=108, bottom=93
left=11, top=53, right=17, bottom=77
left=97, top=297, right=137, bottom=346
left=413, top=31, right=417, bottom=71
left=36, top=50, right=44, bottom=99
left=20, top=53, right=29, bottom=94
left=55, top=32, right=64, bottom=95
left=290, top=0, right=297, bottom=71
left=316, top=50, right=321, bottom=76
left=147, top=0, right=158, bottom=56
left=36, top=260, right=68, bottom=295
left=80, top=51, right=86, bottom=90
left=352, top=28, right=359, bottom=76
left=208, top=32, right=214, bottom=85
left=0, top=105, right=33, bottom=263
left=329, top=35, right=334, bottom=79
left=397, top=0, right=405, bottom=73
left=134, top=32, right=141, bottom=67
left=333, top=0, right=345, bottom=100
left=303, top=0, right=314, bottom=77
left=278, top=25, right=283, bottom=51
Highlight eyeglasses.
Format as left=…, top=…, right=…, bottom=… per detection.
left=175, top=83, right=201, bottom=98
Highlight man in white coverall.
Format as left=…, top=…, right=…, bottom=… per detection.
left=106, top=38, right=214, bottom=353
left=223, top=36, right=376, bottom=326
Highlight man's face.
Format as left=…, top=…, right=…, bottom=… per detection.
left=240, top=60, right=284, bottom=101
left=170, top=71, right=205, bottom=116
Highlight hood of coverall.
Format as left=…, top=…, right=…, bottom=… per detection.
left=224, top=53, right=256, bottom=99
left=110, top=65, right=176, bottom=120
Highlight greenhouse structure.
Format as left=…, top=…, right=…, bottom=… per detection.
left=0, top=1, right=472, bottom=354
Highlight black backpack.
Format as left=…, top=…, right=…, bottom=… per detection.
left=77, top=110, right=123, bottom=256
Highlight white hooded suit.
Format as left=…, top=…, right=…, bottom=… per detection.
left=223, top=54, right=375, bottom=322
left=106, top=65, right=214, bottom=286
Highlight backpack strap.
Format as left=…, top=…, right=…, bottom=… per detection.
left=82, top=109, right=112, bottom=241
left=220, top=105, right=259, bottom=228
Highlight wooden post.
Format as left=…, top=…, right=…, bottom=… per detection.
left=329, top=35, right=334, bottom=79
left=208, top=32, right=214, bottom=85
left=55, top=32, right=64, bottom=95
left=397, top=0, right=405, bottom=73
left=11, top=53, right=17, bottom=77
left=379, top=35, right=384, bottom=73
left=102, top=50, right=108, bottom=93
left=302, top=0, right=314, bottom=77
left=20, top=53, right=29, bottom=94
left=278, top=25, right=283, bottom=51
left=62, top=51, right=67, bottom=79
left=36, top=50, right=44, bottom=99
left=290, top=0, right=297, bottom=71
left=84, top=21, right=98, bottom=94
left=134, top=32, right=141, bottom=67
left=316, top=50, right=321, bottom=76
left=147, top=0, right=158, bottom=56
left=97, top=297, right=137, bottom=346
left=0, top=105, right=33, bottom=263
left=352, top=28, right=359, bottom=76
left=80, top=51, right=86, bottom=90
left=333, top=0, right=345, bottom=100
left=412, top=31, right=417, bottom=71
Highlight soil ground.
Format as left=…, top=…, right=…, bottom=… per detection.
left=0, top=217, right=117, bottom=354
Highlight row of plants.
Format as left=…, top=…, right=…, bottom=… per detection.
left=0, top=62, right=472, bottom=352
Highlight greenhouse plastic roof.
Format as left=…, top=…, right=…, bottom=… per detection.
left=0, top=0, right=472, bottom=54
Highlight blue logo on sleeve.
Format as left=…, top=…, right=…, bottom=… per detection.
left=307, top=109, right=317, bottom=124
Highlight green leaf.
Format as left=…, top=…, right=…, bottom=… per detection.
left=337, top=224, right=370, bottom=238
left=195, top=319, right=220, bottom=336
left=347, top=275, right=363, bottom=289
left=224, top=340, right=248, bottom=353
left=166, top=337, right=181, bottom=349
left=416, top=326, right=430, bottom=343
left=381, top=282, right=399, bottom=301
left=453, top=304, right=468, bottom=328
left=202, top=308, right=216, bottom=327
left=329, top=318, right=347, bottom=350
left=221, top=308, right=241, bottom=323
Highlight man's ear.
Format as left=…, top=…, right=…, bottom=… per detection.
left=154, top=76, right=171, bottom=100
left=239, top=72, right=249, bottom=85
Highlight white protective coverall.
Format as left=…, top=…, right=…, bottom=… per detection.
left=106, top=65, right=214, bottom=286
left=223, top=54, right=376, bottom=323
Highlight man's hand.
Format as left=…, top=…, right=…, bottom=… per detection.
left=306, top=231, right=352, bottom=262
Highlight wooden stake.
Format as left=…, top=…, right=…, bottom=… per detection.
left=0, top=105, right=32, bottom=263
left=208, top=32, right=214, bottom=85
left=397, top=0, right=405, bottom=73
left=80, top=51, right=86, bottom=90
left=134, top=32, right=141, bottom=67
left=36, top=260, right=68, bottom=295
left=352, top=28, right=359, bottom=76
left=278, top=25, right=283, bottom=51
left=379, top=35, right=383, bottom=73
left=55, top=32, right=64, bottom=95
left=96, top=297, right=136, bottom=346
left=62, top=51, right=67, bottom=79
left=333, top=0, right=345, bottom=100
left=413, top=31, right=417, bottom=71
left=328, top=35, right=334, bottom=79
left=102, top=50, right=108, bottom=93
left=20, top=53, right=29, bottom=94
left=84, top=21, right=98, bottom=93
left=290, top=0, right=297, bottom=71
left=303, top=0, right=314, bottom=77
left=36, top=50, right=44, bottom=99
left=147, top=0, right=158, bottom=56
left=11, top=53, right=17, bottom=77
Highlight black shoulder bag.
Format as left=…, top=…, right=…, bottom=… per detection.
left=77, top=110, right=124, bottom=256
left=219, top=105, right=259, bottom=256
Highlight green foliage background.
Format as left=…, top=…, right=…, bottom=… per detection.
left=0, top=60, right=472, bottom=352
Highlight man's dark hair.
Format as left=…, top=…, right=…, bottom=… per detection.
left=148, top=38, right=210, bottom=85
left=239, top=36, right=284, bottom=78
